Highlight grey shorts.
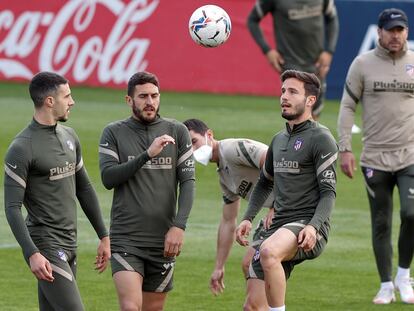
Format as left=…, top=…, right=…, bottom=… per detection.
left=111, top=247, right=175, bottom=293
left=248, top=220, right=327, bottom=280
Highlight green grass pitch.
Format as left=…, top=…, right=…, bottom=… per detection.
left=0, top=81, right=404, bottom=310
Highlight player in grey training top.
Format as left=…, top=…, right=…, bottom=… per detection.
left=4, top=72, right=110, bottom=311
left=237, top=70, right=337, bottom=311
left=247, top=0, right=339, bottom=118
left=183, top=118, right=274, bottom=299
left=99, top=71, right=195, bottom=310
left=338, top=8, right=414, bottom=305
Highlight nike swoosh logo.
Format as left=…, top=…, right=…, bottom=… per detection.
left=186, top=143, right=192, bottom=148
left=6, top=162, right=17, bottom=169
left=390, top=14, right=402, bottom=19
left=321, top=153, right=331, bottom=159
left=100, top=142, right=109, bottom=147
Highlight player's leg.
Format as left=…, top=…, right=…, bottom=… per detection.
left=244, top=278, right=267, bottom=311
left=37, top=249, right=85, bottom=311
left=243, top=246, right=269, bottom=311
left=242, top=247, right=256, bottom=278
left=259, top=227, right=298, bottom=308
left=38, top=285, right=54, bottom=311
left=362, top=167, right=396, bottom=304
left=362, top=167, right=395, bottom=282
left=111, top=252, right=144, bottom=311
left=141, top=248, right=175, bottom=311
left=142, top=292, right=168, bottom=311
left=395, top=164, right=414, bottom=303
left=244, top=220, right=266, bottom=278
left=396, top=165, right=414, bottom=268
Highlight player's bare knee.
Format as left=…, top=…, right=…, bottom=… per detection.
left=243, top=298, right=261, bottom=311
left=120, top=301, right=141, bottom=311
left=259, top=246, right=280, bottom=269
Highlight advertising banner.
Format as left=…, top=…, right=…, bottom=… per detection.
left=0, top=0, right=279, bottom=96
left=1, top=1, right=413, bottom=98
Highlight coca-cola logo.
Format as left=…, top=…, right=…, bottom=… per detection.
left=0, top=0, right=159, bottom=84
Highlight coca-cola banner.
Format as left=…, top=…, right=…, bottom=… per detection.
left=0, top=0, right=279, bottom=96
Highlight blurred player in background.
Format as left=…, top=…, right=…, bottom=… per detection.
left=247, top=0, right=339, bottom=120
left=183, top=118, right=274, bottom=304
left=99, top=71, right=195, bottom=311
left=338, top=8, right=414, bottom=305
left=4, top=71, right=110, bottom=311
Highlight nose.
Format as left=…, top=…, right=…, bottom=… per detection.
left=145, top=95, right=154, bottom=105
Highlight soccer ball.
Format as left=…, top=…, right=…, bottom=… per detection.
left=188, top=5, right=231, bottom=48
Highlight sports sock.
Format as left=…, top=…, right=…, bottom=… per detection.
left=269, top=306, right=285, bottom=311
left=396, top=267, right=410, bottom=279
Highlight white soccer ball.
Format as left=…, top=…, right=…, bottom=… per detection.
left=188, top=5, right=231, bottom=48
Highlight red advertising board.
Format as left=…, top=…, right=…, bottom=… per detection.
left=0, top=0, right=280, bottom=96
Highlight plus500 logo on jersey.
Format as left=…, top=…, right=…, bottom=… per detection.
left=274, top=158, right=300, bottom=173
left=49, top=162, right=76, bottom=180
left=143, top=157, right=172, bottom=169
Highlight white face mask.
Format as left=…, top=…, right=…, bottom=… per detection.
left=193, top=135, right=213, bottom=166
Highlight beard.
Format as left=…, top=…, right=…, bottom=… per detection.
left=57, top=111, right=69, bottom=122
left=132, top=103, right=159, bottom=124
left=281, top=99, right=306, bottom=121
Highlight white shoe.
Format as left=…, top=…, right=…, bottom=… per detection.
left=395, top=277, right=414, bottom=304
left=351, top=124, right=361, bottom=134
left=372, top=287, right=396, bottom=304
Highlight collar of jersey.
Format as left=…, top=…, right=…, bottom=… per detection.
left=285, top=119, right=313, bottom=134
left=30, top=118, right=59, bottom=131
left=128, top=115, right=162, bottom=128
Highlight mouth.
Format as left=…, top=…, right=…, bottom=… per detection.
left=144, top=106, right=155, bottom=112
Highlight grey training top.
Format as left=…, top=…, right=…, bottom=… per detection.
left=4, top=119, right=108, bottom=259
left=244, top=120, right=338, bottom=240
left=218, top=138, right=274, bottom=207
left=99, top=116, right=195, bottom=251
left=247, top=0, right=339, bottom=72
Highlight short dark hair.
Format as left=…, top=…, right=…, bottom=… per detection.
left=183, top=118, right=209, bottom=135
left=280, top=70, right=321, bottom=99
left=29, top=71, right=68, bottom=108
left=127, top=71, right=160, bottom=97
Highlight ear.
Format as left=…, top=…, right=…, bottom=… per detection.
left=44, top=95, right=54, bottom=108
left=125, top=95, right=133, bottom=107
left=306, top=95, right=317, bottom=107
left=206, top=128, right=214, bottom=139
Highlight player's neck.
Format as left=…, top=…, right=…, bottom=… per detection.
left=211, top=140, right=219, bottom=163
left=287, top=114, right=312, bottom=129
left=33, top=109, right=57, bottom=126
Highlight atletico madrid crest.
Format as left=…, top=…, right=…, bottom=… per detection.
left=294, top=139, right=303, bottom=151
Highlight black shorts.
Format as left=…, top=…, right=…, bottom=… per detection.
left=111, top=247, right=175, bottom=292
left=248, top=220, right=327, bottom=280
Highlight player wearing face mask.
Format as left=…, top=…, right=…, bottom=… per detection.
left=193, top=134, right=213, bottom=165
left=183, top=118, right=274, bottom=300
